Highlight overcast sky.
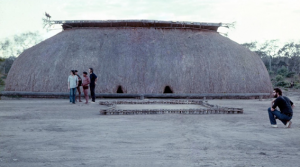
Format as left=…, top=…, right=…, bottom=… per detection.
left=0, top=0, right=299, bottom=44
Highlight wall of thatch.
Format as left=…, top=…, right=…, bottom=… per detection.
left=5, top=28, right=272, bottom=94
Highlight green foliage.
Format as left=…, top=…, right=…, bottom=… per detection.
left=275, top=75, right=284, bottom=82
left=294, top=83, right=300, bottom=89
left=0, top=57, right=5, bottom=62
left=242, top=42, right=258, bottom=51
left=276, top=81, right=289, bottom=87
left=293, top=76, right=300, bottom=83
left=241, top=41, right=300, bottom=78
left=0, top=85, right=4, bottom=92
left=1, top=56, right=16, bottom=74
left=277, top=42, right=300, bottom=57
left=277, top=67, right=288, bottom=77
left=286, top=72, right=295, bottom=78
left=0, top=78, right=4, bottom=86
left=1, top=75, right=7, bottom=79
left=268, top=70, right=274, bottom=76
left=0, top=74, right=6, bottom=90
left=274, top=74, right=288, bottom=86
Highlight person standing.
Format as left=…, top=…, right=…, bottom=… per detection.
left=268, top=88, right=295, bottom=128
left=89, top=68, right=97, bottom=103
left=290, top=81, right=294, bottom=88
left=82, top=71, right=90, bottom=104
left=68, top=70, right=78, bottom=104
left=75, top=70, right=82, bottom=102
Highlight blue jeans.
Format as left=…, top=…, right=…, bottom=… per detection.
left=70, top=88, right=76, bottom=103
left=268, top=107, right=292, bottom=125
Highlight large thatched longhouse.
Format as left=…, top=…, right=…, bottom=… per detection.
left=4, top=20, right=272, bottom=98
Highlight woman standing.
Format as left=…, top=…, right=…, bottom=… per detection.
left=75, top=70, right=82, bottom=102
left=68, top=70, right=78, bottom=104
left=82, top=71, right=90, bottom=104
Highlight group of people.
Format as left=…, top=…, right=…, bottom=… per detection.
left=68, top=68, right=97, bottom=104
left=67, top=68, right=294, bottom=128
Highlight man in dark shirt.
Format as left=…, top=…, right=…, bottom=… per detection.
left=89, top=68, right=98, bottom=103
left=268, top=88, right=295, bottom=128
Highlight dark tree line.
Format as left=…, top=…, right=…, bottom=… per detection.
left=242, top=40, right=300, bottom=88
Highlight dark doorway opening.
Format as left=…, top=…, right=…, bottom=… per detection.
left=117, top=86, right=124, bottom=93
left=163, top=86, right=173, bottom=93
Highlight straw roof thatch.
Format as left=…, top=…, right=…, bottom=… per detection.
left=5, top=25, right=272, bottom=94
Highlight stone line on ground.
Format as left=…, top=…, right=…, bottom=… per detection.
left=100, top=108, right=243, bottom=115
left=99, top=99, right=243, bottom=115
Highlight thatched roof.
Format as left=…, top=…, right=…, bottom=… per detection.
left=5, top=23, right=272, bottom=94
left=53, top=20, right=223, bottom=31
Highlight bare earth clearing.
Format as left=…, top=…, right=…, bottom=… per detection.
left=0, top=94, right=299, bottom=167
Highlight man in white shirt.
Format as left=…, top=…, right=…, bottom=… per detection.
left=68, top=70, right=78, bottom=104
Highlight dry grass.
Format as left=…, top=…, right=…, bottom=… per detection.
left=5, top=27, right=272, bottom=94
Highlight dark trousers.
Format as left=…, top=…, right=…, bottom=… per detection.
left=90, top=85, right=96, bottom=101
left=268, top=107, right=292, bottom=125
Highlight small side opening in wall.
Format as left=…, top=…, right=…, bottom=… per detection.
left=163, top=86, right=173, bottom=93
left=117, top=86, right=124, bottom=93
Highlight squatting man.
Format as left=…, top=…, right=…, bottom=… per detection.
left=268, top=88, right=295, bottom=128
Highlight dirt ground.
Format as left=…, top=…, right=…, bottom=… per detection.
left=0, top=94, right=299, bottom=167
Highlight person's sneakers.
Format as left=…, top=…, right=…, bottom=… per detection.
left=286, top=121, right=292, bottom=128
left=91, top=101, right=95, bottom=103
left=271, top=124, right=278, bottom=128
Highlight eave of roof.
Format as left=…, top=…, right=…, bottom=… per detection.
left=50, top=20, right=226, bottom=31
